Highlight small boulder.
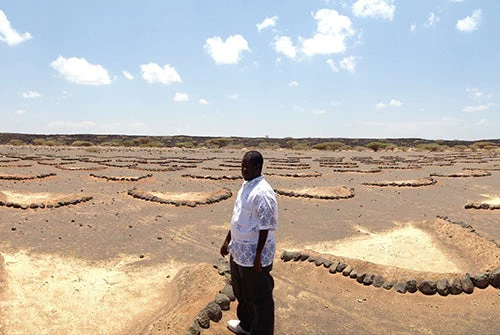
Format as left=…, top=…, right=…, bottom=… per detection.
left=362, top=274, right=373, bottom=286
left=406, top=279, right=417, bottom=293
left=215, top=293, right=230, bottom=311
left=342, top=266, right=353, bottom=277
left=220, top=284, right=235, bottom=301
left=382, top=281, right=393, bottom=290
left=373, top=275, right=385, bottom=288
left=489, top=267, right=500, bottom=288
left=205, top=301, right=222, bottom=322
left=329, top=261, right=339, bottom=273
left=449, top=278, right=463, bottom=295
left=280, top=251, right=299, bottom=262
left=197, top=310, right=210, bottom=329
left=473, top=273, right=489, bottom=289
left=461, top=275, right=474, bottom=294
left=437, top=279, right=450, bottom=296
left=298, top=253, right=309, bottom=261
left=419, top=280, right=437, bottom=295
left=336, top=263, right=347, bottom=272
left=187, top=321, right=201, bottom=335
left=323, top=259, right=333, bottom=268
left=315, top=258, right=325, bottom=267
left=394, top=282, right=407, bottom=294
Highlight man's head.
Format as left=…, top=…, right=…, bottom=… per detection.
left=241, top=151, right=263, bottom=181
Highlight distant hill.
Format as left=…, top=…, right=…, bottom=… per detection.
left=0, top=132, right=498, bottom=150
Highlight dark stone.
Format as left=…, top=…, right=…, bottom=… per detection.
left=449, top=278, right=463, bottom=295
left=197, top=310, right=210, bottom=329
left=214, top=293, right=230, bottom=311
left=373, top=275, right=384, bottom=288
left=314, top=258, right=325, bottom=266
left=220, top=284, right=235, bottom=301
left=490, top=267, right=500, bottom=288
left=342, top=266, right=353, bottom=277
left=473, top=273, right=489, bottom=289
left=187, top=321, right=201, bottom=335
left=460, top=275, right=474, bottom=294
left=349, top=269, right=358, bottom=279
left=355, top=273, right=366, bottom=283
left=214, top=257, right=230, bottom=275
left=29, top=203, right=38, bottom=209
left=419, top=280, right=437, bottom=295
left=363, top=274, right=374, bottom=286
left=406, top=279, right=417, bottom=293
left=329, top=262, right=339, bottom=274
left=336, top=263, right=347, bottom=272
left=394, top=282, right=407, bottom=294
left=205, top=301, right=222, bottom=322
left=299, top=253, right=309, bottom=261
left=307, top=256, right=317, bottom=263
left=323, top=260, right=333, bottom=268
left=280, top=251, right=298, bottom=262
left=437, top=279, right=450, bottom=296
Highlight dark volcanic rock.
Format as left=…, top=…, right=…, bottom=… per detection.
left=394, top=282, right=407, bottom=294
left=197, top=310, right=210, bottom=329
left=215, top=293, right=230, bottom=311
left=461, top=275, right=474, bottom=294
left=419, top=280, right=437, bottom=295
left=315, top=258, right=325, bottom=266
left=362, top=274, right=374, bottom=286
left=382, top=281, right=393, bottom=290
left=187, top=321, right=201, bottom=335
left=342, top=265, right=353, bottom=277
left=373, top=275, right=385, bottom=288
left=449, top=278, right=463, bottom=295
left=406, top=279, right=417, bottom=293
left=473, top=273, right=489, bottom=289
left=323, top=259, right=333, bottom=268
left=490, top=267, right=500, bottom=288
left=281, top=251, right=299, bottom=262
left=220, top=284, right=235, bottom=301
left=336, top=263, right=347, bottom=272
left=205, top=301, right=222, bottom=322
left=437, top=279, right=450, bottom=296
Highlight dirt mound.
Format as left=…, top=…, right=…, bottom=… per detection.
left=275, top=186, right=355, bottom=200
left=128, top=188, right=232, bottom=207
left=362, top=177, right=437, bottom=187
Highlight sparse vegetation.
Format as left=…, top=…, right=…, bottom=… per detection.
left=175, top=141, right=196, bottom=148
left=416, top=143, right=449, bottom=152
left=71, top=141, right=94, bottom=147
left=8, top=139, right=25, bottom=146
left=366, top=142, right=389, bottom=152
left=311, top=141, right=349, bottom=151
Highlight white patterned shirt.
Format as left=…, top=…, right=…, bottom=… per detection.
left=229, top=176, right=278, bottom=267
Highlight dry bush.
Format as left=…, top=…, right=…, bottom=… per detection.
left=175, top=141, right=196, bottom=148
left=366, top=141, right=389, bottom=152
left=71, top=141, right=94, bottom=147
left=8, top=139, right=25, bottom=146
left=311, top=141, right=349, bottom=151
left=416, top=143, right=448, bottom=152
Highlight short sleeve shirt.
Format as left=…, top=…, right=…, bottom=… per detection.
left=229, top=176, right=278, bottom=267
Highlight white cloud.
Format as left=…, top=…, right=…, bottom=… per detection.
left=389, top=99, right=402, bottom=107
left=225, top=93, right=239, bottom=100
left=51, top=56, right=111, bottom=85
left=288, top=81, right=299, bottom=87
left=466, top=87, right=485, bottom=100
left=463, top=103, right=495, bottom=112
left=204, top=34, right=250, bottom=65
left=312, top=109, right=327, bottom=115
left=122, top=70, right=134, bottom=80
left=456, top=9, right=481, bottom=32
left=326, top=59, right=339, bottom=72
left=352, top=0, right=396, bottom=21
left=339, top=56, right=358, bottom=73
left=376, top=99, right=402, bottom=109
left=0, top=10, right=32, bottom=46
left=199, top=99, right=209, bottom=105
left=449, top=0, right=464, bottom=3
left=140, top=63, right=182, bottom=85
left=257, top=16, right=278, bottom=33
left=424, top=12, right=440, bottom=28
left=475, top=119, right=487, bottom=125
left=173, top=92, right=189, bottom=102
left=410, top=23, right=416, bottom=32
left=15, top=109, right=26, bottom=115
left=273, top=35, right=297, bottom=60
left=300, top=9, right=355, bottom=57
left=22, top=91, right=41, bottom=99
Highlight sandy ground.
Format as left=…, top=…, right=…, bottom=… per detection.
left=0, top=145, right=499, bottom=335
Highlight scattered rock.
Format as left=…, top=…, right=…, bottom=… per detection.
left=449, top=278, right=463, bottom=295
left=342, top=265, right=353, bottom=277
left=220, top=284, right=235, bottom=302
left=437, top=279, right=450, bottom=296
left=215, top=293, right=230, bottom=311
left=406, top=279, right=417, bottom=293
left=373, top=275, right=384, bottom=288
left=187, top=321, right=201, bottom=335
left=204, top=301, right=222, bottom=322
left=490, top=267, right=500, bottom=288
left=394, top=282, right=407, bottom=294
left=461, top=275, right=474, bottom=294
left=473, top=273, right=489, bottom=289
left=197, top=309, right=210, bottom=329
left=382, top=281, right=393, bottom=290
left=419, top=280, right=437, bottom=295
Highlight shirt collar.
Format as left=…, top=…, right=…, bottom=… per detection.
left=243, top=175, right=263, bottom=188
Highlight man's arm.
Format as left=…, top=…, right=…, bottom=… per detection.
left=220, top=230, right=231, bottom=257
left=253, top=229, right=269, bottom=272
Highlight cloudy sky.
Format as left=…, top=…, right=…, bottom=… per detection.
left=1, top=0, right=498, bottom=140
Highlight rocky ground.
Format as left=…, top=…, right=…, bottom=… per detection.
left=0, top=145, right=499, bottom=335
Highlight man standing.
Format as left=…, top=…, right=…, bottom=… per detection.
left=220, top=151, right=278, bottom=335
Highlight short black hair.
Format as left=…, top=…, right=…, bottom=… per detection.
left=244, top=150, right=263, bottom=167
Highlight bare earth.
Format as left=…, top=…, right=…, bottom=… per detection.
left=0, top=145, right=499, bottom=335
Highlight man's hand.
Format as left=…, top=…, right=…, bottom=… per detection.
left=253, top=253, right=262, bottom=272
left=220, top=243, right=229, bottom=257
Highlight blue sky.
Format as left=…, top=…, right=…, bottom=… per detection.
left=1, top=0, right=498, bottom=140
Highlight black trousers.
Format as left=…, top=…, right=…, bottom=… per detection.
left=230, top=257, right=275, bottom=335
